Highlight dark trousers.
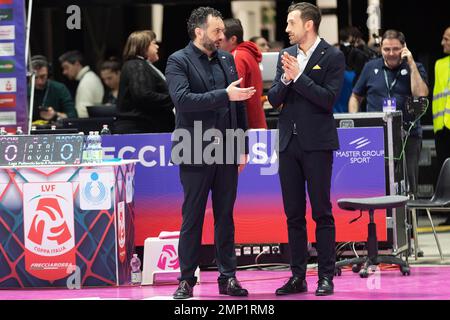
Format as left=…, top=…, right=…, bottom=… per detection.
left=435, top=128, right=450, bottom=173
left=279, top=136, right=336, bottom=279
left=178, top=164, right=238, bottom=285
left=405, top=135, right=422, bottom=196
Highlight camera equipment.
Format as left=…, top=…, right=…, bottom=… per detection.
left=405, top=96, right=428, bottom=117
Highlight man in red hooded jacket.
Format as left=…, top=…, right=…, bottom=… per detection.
left=221, top=18, right=267, bottom=129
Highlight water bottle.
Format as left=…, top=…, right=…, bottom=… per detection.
left=82, top=133, right=88, bottom=163
left=90, top=132, right=98, bottom=164
left=15, top=127, right=24, bottom=135
left=83, top=131, right=94, bottom=163
left=97, top=131, right=103, bottom=163
left=100, top=124, right=111, bottom=135
left=130, top=253, right=142, bottom=285
left=0, top=127, right=7, bottom=135
left=93, top=131, right=103, bottom=163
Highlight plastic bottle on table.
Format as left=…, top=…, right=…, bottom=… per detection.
left=93, top=131, right=102, bottom=163
left=83, top=131, right=94, bottom=163
left=100, top=124, right=111, bottom=135
left=130, top=254, right=142, bottom=285
left=15, top=127, right=24, bottom=135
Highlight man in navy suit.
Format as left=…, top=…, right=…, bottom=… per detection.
left=268, top=2, right=345, bottom=296
left=165, top=7, right=256, bottom=300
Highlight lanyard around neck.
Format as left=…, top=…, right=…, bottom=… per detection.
left=383, top=68, right=401, bottom=98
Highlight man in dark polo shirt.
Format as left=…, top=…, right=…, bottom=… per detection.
left=348, top=29, right=429, bottom=197
left=28, top=55, right=77, bottom=124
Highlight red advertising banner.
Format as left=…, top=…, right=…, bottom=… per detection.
left=23, top=183, right=76, bottom=281
left=0, top=93, right=15, bottom=107
left=0, top=0, right=26, bottom=130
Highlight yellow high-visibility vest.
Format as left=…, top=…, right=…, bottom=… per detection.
left=433, top=55, right=450, bottom=132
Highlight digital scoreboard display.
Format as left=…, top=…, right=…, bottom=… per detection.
left=0, top=135, right=84, bottom=166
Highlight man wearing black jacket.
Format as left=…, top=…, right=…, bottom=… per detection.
left=165, top=7, right=255, bottom=299
left=268, top=2, right=345, bottom=296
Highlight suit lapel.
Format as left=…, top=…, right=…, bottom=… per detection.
left=217, top=51, right=234, bottom=85
left=286, top=45, right=298, bottom=58
left=185, top=44, right=211, bottom=91
left=303, top=39, right=329, bottom=75
left=217, top=51, right=238, bottom=128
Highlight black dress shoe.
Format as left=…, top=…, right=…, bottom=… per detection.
left=218, top=277, right=248, bottom=296
left=275, top=276, right=307, bottom=295
left=315, top=277, right=334, bottom=296
left=173, top=280, right=193, bottom=299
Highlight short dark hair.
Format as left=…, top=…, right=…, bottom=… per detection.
left=58, top=50, right=85, bottom=66
left=223, top=18, right=244, bottom=44
left=381, top=29, right=406, bottom=46
left=100, top=57, right=122, bottom=73
left=339, top=26, right=363, bottom=43
left=287, top=2, right=321, bottom=33
left=31, top=55, right=49, bottom=70
left=249, top=36, right=264, bottom=43
left=187, top=6, right=223, bottom=40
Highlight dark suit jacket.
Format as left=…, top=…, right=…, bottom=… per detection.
left=165, top=42, right=248, bottom=165
left=268, top=39, right=345, bottom=152
left=116, top=57, right=175, bottom=133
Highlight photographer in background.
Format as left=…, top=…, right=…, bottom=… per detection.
left=339, top=26, right=379, bottom=85
left=28, top=55, right=77, bottom=125
left=333, top=27, right=379, bottom=113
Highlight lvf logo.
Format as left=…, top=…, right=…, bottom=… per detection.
left=66, top=5, right=81, bottom=30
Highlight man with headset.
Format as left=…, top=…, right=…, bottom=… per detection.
left=28, top=55, right=77, bottom=124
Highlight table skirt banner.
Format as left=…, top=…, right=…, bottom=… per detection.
left=0, top=162, right=135, bottom=288
left=102, top=128, right=385, bottom=246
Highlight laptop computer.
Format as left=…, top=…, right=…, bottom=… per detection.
left=62, top=117, right=115, bottom=135
left=87, top=105, right=117, bottom=118
left=260, top=52, right=279, bottom=82
left=30, top=128, right=79, bottom=135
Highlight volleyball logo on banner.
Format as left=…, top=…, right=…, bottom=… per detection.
left=79, top=169, right=112, bottom=210
left=157, top=245, right=179, bottom=270
left=117, top=201, right=126, bottom=263
left=23, top=183, right=75, bottom=281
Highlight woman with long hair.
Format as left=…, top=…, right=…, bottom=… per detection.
left=115, top=30, right=175, bottom=133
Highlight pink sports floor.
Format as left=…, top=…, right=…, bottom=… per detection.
left=0, top=266, right=449, bottom=300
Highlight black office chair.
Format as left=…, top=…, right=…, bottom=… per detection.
left=334, top=195, right=410, bottom=278
left=406, top=158, right=450, bottom=261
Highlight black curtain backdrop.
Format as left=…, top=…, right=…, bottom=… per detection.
left=157, top=2, right=232, bottom=73
left=274, top=0, right=317, bottom=49
left=29, top=0, right=449, bottom=104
